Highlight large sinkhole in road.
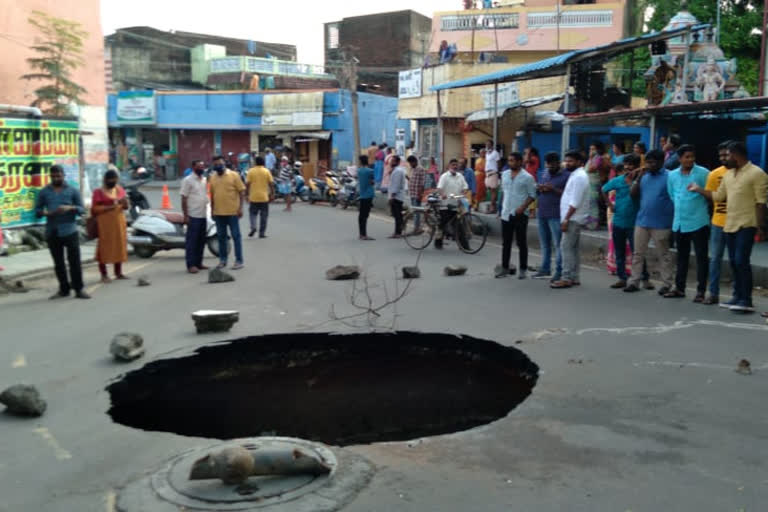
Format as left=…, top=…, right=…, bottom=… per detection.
left=107, top=332, right=539, bottom=445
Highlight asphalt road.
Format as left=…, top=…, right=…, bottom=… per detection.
left=1, top=199, right=767, bottom=511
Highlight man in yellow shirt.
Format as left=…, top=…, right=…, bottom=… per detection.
left=689, top=141, right=768, bottom=313
left=702, top=141, right=731, bottom=304
left=245, top=156, right=274, bottom=239
left=209, top=155, right=246, bottom=270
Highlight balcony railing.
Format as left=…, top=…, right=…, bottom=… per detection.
left=441, top=13, right=520, bottom=31
left=527, top=10, right=613, bottom=28
left=209, top=57, right=332, bottom=78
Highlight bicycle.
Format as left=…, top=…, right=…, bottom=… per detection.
left=402, top=193, right=488, bottom=254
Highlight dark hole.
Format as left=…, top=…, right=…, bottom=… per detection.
left=106, top=332, right=539, bottom=446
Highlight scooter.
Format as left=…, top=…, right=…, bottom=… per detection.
left=307, top=172, right=339, bottom=206
left=294, top=174, right=310, bottom=202
left=124, top=179, right=151, bottom=223
left=338, top=170, right=359, bottom=210
left=127, top=206, right=223, bottom=259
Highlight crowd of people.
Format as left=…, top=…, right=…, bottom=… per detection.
left=29, top=135, right=768, bottom=317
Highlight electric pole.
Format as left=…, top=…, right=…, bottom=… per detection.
left=330, top=46, right=361, bottom=164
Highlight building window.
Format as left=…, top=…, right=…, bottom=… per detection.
left=527, top=10, right=613, bottom=28
left=441, top=13, right=520, bottom=31
left=327, top=24, right=339, bottom=49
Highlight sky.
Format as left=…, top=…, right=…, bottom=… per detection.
left=101, top=0, right=453, bottom=66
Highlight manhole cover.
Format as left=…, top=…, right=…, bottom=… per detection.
left=107, top=331, right=539, bottom=445
left=117, top=437, right=374, bottom=511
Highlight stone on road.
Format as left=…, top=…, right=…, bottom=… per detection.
left=402, top=266, right=421, bottom=279
left=0, top=384, right=47, bottom=417
left=443, top=265, right=467, bottom=276
left=137, top=276, right=151, bottom=287
left=325, top=265, right=361, bottom=280
left=110, top=332, right=146, bottom=362
left=192, top=310, right=239, bottom=333
left=208, top=268, right=235, bottom=283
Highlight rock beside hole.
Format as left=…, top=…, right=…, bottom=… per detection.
left=209, top=268, right=235, bottom=283
left=444, top=265, right=467, bottom=277
left=325, top=265, right=361, bottom=281
left=137, top=276, right=151, bottom=287
left=110, top=333, right=146, bottom=362
left=402, top=266, right=421, bottom=279
left=0, top=384, right=46, bottom=417
left=192, top=310, right=240, bottom=334
left=735, top=359, right=752, bottom=375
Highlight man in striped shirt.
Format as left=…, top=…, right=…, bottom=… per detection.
left=278, top=156, right=294, bottom=212
left=407, top=155, right=426, bottom=233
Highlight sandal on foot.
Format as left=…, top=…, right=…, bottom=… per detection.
left=663, top=289, right=685, bottom=298
left=550, top=280, right=573, bottom=289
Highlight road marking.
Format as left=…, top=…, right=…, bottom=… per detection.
left=33, top=427, right=72, bottom=460
left=11, top=354, right=26, bottom=368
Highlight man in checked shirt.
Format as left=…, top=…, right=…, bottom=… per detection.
left=406, top=155, right=426, bottom=234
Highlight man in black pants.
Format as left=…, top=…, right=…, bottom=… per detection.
left=387, top=155, right=406, bottom=239
left=357, top=155, right=375, bottom=240
left=496, top=153, right=537, bottom=279
left=34, top=165, right=91, bottom=299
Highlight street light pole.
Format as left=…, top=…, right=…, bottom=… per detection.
left=760, top=0, right=768, bottom=96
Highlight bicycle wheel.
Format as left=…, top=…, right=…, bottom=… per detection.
left=403, top=210, right=435, bottom=250
left=456, top=213, right=488, bottom=254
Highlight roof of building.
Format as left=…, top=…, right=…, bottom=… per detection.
left=431, top=23, right=710, bottom=92
left=105, top=26, right=297, bottom=61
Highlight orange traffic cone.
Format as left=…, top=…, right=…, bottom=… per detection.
left=161, top=184, right=173, bottom=209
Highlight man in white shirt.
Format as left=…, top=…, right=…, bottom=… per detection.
left=484, top=140, right=501, bottom=213
left=387, top=155, right=407, bottom=238
left=180, top=159, right=210, bottom=274
left=435, top=159, right=469, bottom=249
left=551, top=150, right=590, bottom=289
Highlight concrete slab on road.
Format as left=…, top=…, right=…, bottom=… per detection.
left=1, top=200, right=766, bottom=512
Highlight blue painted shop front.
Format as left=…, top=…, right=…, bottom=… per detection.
left=108, top=90, right=409, bottom=171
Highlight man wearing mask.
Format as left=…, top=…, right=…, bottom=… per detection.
left=435, top=159, right=469, bottom=249
left=624, top=150, right=675, bottom=294
left=209, top=155, right=246, bottom=270
left=663, top=134, right=681, bottom=170
left=484, top=140, right=501, bottom=213
left=34, top=164, right=90, bottom=299
left=181, top=160, right=209, bottom=273
left=246, top=156, right=274, bottom=239
left=689, top=141, right=768, bottom=313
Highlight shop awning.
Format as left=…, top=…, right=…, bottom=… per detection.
left=465, top=94, right=565, bottom=122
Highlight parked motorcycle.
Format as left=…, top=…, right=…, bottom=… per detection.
left=294, top=174, right=310, bottom=202
left=128, top=207, right=223, bottom=259
left=125, top=179, right=151, bottom=223
left=338, top=170, right=359, bottom=210
left=307, top=169, right=339, bottom=206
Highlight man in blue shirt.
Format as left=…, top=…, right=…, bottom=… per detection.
left=496, top=152, right=537, bottom=279
left=624, top=149, right=675, bottom=294
left=356, top=155, right=375, bottom=241
left=532, top=152, right=570, bottom=281
left=264, top=148, right=276, bottom=174
left=34, top=165, right=90, bottom=300
left=666, top=144, right=711, bottom=300
left=459, top=157, right=476, bottom=207
left=602, top=154, right=649, bottom=289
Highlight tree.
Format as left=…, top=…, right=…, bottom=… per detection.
left=634, top=0, right=763, bottom=95
left=21, top=11, right=88, bottom=116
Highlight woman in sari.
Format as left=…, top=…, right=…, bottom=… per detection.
left=473, top=149, right=486, bottom=208
left=373, top=144, right=386, bottom=186
left=585, top=141, right=610, bottom=230
left=91, top=170, right=129, bottom=283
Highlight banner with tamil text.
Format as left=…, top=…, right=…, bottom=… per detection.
left=0, top=117, right=80, bottom=229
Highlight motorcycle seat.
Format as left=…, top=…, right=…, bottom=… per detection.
left=144, top=210, right=185, bottom=224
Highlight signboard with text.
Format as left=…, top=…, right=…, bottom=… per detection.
left=116, top=90, right=157, bottom=125
left=398, top=68, right=422, bottom=99
left=0, top=117, right=80, bottom=229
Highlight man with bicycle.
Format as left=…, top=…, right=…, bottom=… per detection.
left=434, top=159, right=469, bottom=249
